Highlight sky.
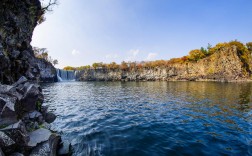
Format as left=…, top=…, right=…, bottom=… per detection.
left=32, top=0, right=252, bottom=68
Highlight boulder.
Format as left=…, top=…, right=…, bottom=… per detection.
left=0, top=148, right=5, bottom=156
left=45, top=112, right=56, bottom=124
left=23, top=111, right=43, bottom=123
left=0, top=131, right=15, bottom=147
left=30, top=133, right=61, bottom=156
left=18, top=83, right=44, bottom=113
left=1, top=121, right=29, bottom=146
left=28, top=128, right=51, bottom=147
left=0, top=95, right=18, bottom=126
left=10, top=153, right=24, bottom=156
left=0, top=131, right=16, bottom=154
left=58, top=140, right=72, bottom=156
left=0, top=95, right=17, bottom=118
left=12, top=76, right=28, bottom=87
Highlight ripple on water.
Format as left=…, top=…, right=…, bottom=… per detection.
left=42, top=81, right=252, bottom=156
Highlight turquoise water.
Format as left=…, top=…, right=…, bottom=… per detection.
left=42, top=81, right=252, bottom=156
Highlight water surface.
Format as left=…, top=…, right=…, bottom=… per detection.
left=42, top=81, right=252, bottom=156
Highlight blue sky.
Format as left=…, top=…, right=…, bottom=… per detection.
left=32, top=0, right=252, bottom=68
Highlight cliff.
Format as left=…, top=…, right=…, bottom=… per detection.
left=0, top=1, right=68, bottom=155
left=76, top=46, right=252, bottom=82
left=0, top=0, right=57, bottom=84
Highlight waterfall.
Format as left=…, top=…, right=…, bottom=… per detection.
left=56, top=69, right=75, bottom=81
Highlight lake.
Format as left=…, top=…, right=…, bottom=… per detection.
left=41, top=81, right=252, bottom=156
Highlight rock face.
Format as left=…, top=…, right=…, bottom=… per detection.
left=0, top=0, right=57, bottom=84
left=0, top=77, right=62, bottom=155
left=0, top=1, right=68, bottom=155
left=35, top=58, right=57, bottom=82
left=76, top=46, right=252, bottom=82
left=0, top=0, right=42, bottom=84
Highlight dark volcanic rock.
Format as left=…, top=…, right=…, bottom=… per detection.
left=58, top=140, right=72, bottom=156
left=45, top=112, right=56, bottom=124
left=0, top=148, right=5, bottom=156
left=18, top=83, right=44, bottom=113
left=0, top=0, right=42, bottom=84
left=30, top=133, right=61, bottom=156
left=0, top=131, right=15, bottom=148
left=0, top=0, right=62, bottom=155
left=1, top=121, right=29, bottom=146
left=28, top=128, right=52, bottom=147
left=10, top=153, right=24, bottom=156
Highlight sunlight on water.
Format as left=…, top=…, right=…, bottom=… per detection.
left=42, top=81, right=252, bottom=156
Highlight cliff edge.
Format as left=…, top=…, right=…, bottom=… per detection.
left=76, top=46, right=252, bottom=82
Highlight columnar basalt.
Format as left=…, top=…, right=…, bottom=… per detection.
left=76, top=46, right=252, bottom=82
left=0, top=0, right=68, bottom=155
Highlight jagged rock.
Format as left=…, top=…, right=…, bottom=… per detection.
left=25, top=121, right=39, bottom=132
left=0, top=131, right=15, bottom=147
left=45, top=112, right=56, bottom=124
left=10, top=153, right=24, bottom=156
left=30, top=133, right=61, bottom=156
left=0, top=148, right=5, bottom=156
left=41, top=106, right=49, bottom=117
left=0, top=131, right=16, bottom=154
left=23, top=111, right=43, bottom=123
left=28, top=128, right=51, bottom=147
left=13, top=77, right=28, bottom=87
left=1, top=121, right=29, bottom=146
left=58, top=140, right=71, bottom=156
left=18, top=83, right=44, bottom=112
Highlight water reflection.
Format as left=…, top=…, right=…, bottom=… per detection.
left=42, top=81, right=252, bottom=156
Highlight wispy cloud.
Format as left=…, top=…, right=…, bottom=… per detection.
left=106, top=53, right=119, bottom=59
left=71, top=49, right=80, bottom=56
left=125, top=49, right=140, bottom=61
left=145, top=53, right=158, bottom=61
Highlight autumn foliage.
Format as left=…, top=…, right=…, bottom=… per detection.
left=64, top=40, right=252, bottom=71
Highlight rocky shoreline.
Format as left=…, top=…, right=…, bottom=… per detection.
left=0, top=76, right=71, bottom=155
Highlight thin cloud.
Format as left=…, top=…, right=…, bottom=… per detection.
left=125, top=49, right=140, bottom=61
left=146, top=53, right=158, bottom=61
left=71, top=49, right=80, bottom=56
left=106, top=53, right=119, bottom=59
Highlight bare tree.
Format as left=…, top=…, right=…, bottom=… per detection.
left=38, top=0, right=58, bottom=24
left=41, top=0, right=59, bottom=12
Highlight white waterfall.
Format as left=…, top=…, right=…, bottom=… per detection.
left=56, top=69, right=75, bottom=81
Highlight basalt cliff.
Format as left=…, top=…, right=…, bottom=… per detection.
left=76, top=46, right=252, bottom=82
left=0, top=0, right=68, bottom=155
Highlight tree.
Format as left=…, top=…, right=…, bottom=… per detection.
left=38, top=0, right=58, bottom=25
left=188, top=49, right=206, bottom=61
left=246, top=42, right=252, bottom=53
left=120, top=61, right=128, bottom=70
left=53, top=59, right=58, bottom=66
left=200, top=47, right=208, bottom=56
left=63, top=66, right=75, bottom=71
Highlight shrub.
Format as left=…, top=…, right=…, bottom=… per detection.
left=188, top=49, right=206, bottom=61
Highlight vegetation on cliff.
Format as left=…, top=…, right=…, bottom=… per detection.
left=64, top=40, right=252, bottom=73
left=33, top=47, right=58, bottom=66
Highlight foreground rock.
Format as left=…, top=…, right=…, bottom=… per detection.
left=0, top=0, right=69, bottom=155
left=0, top=77, right=71, bottom=155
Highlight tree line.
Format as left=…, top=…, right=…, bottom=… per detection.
left=63, top=41, right=252, bottom=71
